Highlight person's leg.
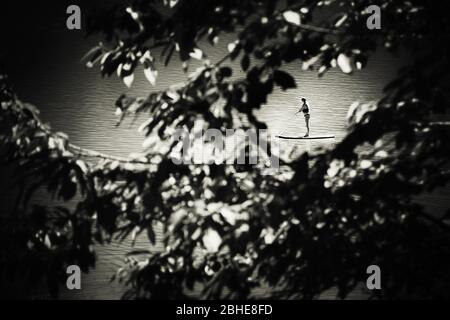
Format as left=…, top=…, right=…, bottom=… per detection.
left=304, top=114, right=310, bottom=137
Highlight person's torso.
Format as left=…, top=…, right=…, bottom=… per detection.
left=302, top=102, right=310, bottom=114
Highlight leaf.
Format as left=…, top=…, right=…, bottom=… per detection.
left=202, top=229, right=222, bottom=253
left=100, top=51, right=111, bottom=65
left=375, top=150, right=388, bottom=158
left=241, top=54, right=250, bottom=71
left=166, top=90, right=180, bottom=102
left=147, top=226, right=156, bottom=245
left=144, top=67, right=158, bottom=86
left=283, top=10, right=301, bottom=26
left=227, top=41, right=238, bottom=53
left=139, top=50, right=154, bottom=65
left=75, top=160, right=88, bottom=173
left=101, top=51, right=122, bottom=77
left=227, top=41, right=241, bottom=60
left=207, top=27, right=219, bottom=46
left=164, top=43, right=176, bottom=66
left=126, top=249, right=152, bottom=256
left=85, top=47, right=103, bottom=69
left=44, top=234, right=52, bottom=249
left=142, top=134, right=159, bottom=149
left=262, top=228, right=275, bottom=245
left=337, top=53, right=353, bottom=74
left=355, top=54, right=368, bottom=70
left=123, top=73, right=134, bottom=87
left=318, top=65, right=328, bottom=77
left=302, top=54, right=321, bottom=71
left=23, top=103, right=40, bottom=116
left=334, top=14, right=348, bottom=27
left=273, top=70, right=296, bottom=90
left=218, top=67, right=232, bottom=78
left=167, top=0, right=179, bottom=8
left=126, top=7, right=139, bottom=21
left=347, top=101, right=360, bottom=120
left=48, top=137, right=57, bottom=149
left=189, top=48, right=203, bottom=60
left=81, top=45, right=102, bottom=63
left=220, top=207, right=236, bottom=226
left=360, top=160, right=372, bottom=169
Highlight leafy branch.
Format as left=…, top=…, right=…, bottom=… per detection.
left=2, top=0, right=450, bottom=300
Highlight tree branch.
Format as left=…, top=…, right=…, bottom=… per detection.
left=418, top=211, right=450, bottom=233
left=67, top=143, right=159, bottom=165
left=21, top=102, right=161, bottom=166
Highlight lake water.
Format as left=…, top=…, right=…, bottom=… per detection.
left=2, top=2, right=449, bottom=299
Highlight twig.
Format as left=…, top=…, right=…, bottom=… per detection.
left=411, top=121, right=450, bottom=127
left=298, top=23, right=341, bottom=35
left=429, top=121, right=450, bottom=126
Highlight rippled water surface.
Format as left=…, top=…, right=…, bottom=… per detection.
left=2, top=12, right=448, bottom=299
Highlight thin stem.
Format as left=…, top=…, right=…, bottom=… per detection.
left=411, top=121, right=450, bottom=127
left=429, top=121, right=450, bottom=126
left=298, top=23, right=341, bottom=35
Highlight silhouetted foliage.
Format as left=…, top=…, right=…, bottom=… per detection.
left=1, top=0, right=450, bottom=299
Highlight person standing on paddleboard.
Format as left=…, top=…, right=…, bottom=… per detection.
left=298, top=97, right=310, bottom=137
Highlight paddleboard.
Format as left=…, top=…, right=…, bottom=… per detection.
left=276, top=135, right=335, bottom=140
